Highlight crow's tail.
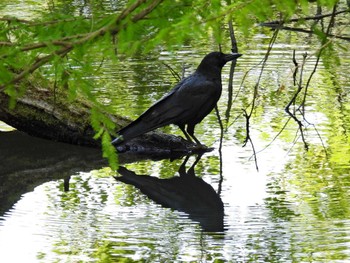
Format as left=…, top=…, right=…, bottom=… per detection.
left=111, top=93, right=180, bottom=145
left=111, top=119, right=150, bottom=145
left=112, top=114, right=169, bottom=145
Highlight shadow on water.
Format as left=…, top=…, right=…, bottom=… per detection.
left=116, top=154, right=225, bottom=232
left=0, top=131, right=106, bottom=215
left=1, top=130, right=223, bottom=233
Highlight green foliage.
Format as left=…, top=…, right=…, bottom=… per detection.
left=0, top=0, right=345, bottom=168
left=101, top=131, right=119, bottom=171
left=90, top=107, right=118, bottom=170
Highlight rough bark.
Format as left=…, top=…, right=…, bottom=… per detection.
left=0, top=75, right=113, bottom=147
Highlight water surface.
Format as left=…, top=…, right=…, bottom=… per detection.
left=1, top=1, right=350, bottom=262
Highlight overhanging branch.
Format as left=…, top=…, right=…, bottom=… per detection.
left=0, top=0, right=164, bottom=92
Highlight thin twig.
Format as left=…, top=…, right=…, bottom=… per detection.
left=261, top=6, right=350, bottom=42
left=260, top=8, right=349, bottom=25
left=285, top=52, right=309, bottom=150
left=1, top=45, right=74, bottom=91
left=292, top=50, right=298, bottom=86
left=303, top=117, right=329, bottom=158
left=225, top=20, right=239, bottom=125
left=284, top=4, right=338, bottom=151
left=263, top=25, right=350, bottom=42
left=242, top=109, right=259, bottom=171
left=251, top=117, right=292, bottom=159
left=225, top=63, right=261, bottom=131
left=161, top=62, right=181, bottom=81
left=215, top=104, right=224, bottom=195
left=248, top=27, right=279, bottom=118
left=241, top=27, right=279, bottom=170
left=301, top=4, right=338, bottom=113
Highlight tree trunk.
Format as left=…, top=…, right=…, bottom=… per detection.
left=0, top=75, right=198, bottom=152
left=0, top=83, right=99, bottom=147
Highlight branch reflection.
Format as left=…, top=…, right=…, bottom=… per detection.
left=116, top=155, right=224, bottom=232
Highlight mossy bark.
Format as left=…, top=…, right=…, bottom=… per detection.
left=0, top=76, right=103, bottom=147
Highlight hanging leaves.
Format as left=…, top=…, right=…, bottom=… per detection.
left=0, top=0, right=348, bottom=169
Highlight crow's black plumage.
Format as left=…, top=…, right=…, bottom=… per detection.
left=112, top=51, right=242, bottom=145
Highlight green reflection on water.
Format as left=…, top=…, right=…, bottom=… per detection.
left=0, top=121, right=15, bottom=132
left=1, top=0, right=350, bottom=262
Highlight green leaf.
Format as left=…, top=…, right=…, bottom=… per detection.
left=101, top=131, right=118, bottom=171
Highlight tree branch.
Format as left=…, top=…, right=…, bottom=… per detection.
left=242, top=109, right=259, bottom=171
left=284, top=4, right=338, bottom=151
left=260, top=8, right=349, bottom=25
left=131, top=0, right=163, bottom=22
left=301, top=4, right=338, bottom=111
left=0, top=0, right=164, bottom=93
left=285, top=52, right=309, bottom=150
left=1, top=46, right=74, bottom=92
left=262, top=25, right=350, bottom=42
left=261, top=7, right=350, bottom=42
left=225, top=20, right=239, bottom=125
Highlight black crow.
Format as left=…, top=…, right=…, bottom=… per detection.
left=112, top=51, right=242, bottom=145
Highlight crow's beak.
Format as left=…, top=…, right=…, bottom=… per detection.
left=224, top=53, right=242, bottom=62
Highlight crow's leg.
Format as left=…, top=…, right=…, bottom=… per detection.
left=179, top=125, right=193, bottom=142
left=186, top=125, right=201, bottom=145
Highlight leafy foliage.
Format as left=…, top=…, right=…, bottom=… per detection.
left=0, top=0, right=348, bottom=168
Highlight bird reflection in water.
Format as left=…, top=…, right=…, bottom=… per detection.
left=115, top=155, right=224, bottom=232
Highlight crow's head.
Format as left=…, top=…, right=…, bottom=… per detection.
left=197, top=51, right=242, bottom=72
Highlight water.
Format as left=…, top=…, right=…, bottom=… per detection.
left=1, top=1, right=350, bottom=262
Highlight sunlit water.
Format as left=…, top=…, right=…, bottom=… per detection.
left=1, top=1, right=350, bottom=262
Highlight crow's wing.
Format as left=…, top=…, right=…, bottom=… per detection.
left=116, top=73, right=220, bottom=142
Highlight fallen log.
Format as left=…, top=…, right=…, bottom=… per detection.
left=0, top=74, right=201, bottom=153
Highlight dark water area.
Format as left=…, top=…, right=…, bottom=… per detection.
left=1, top=1, right=350, bottom=262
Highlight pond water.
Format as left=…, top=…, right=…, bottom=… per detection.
left=1, top=1, right=350, bottom=263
